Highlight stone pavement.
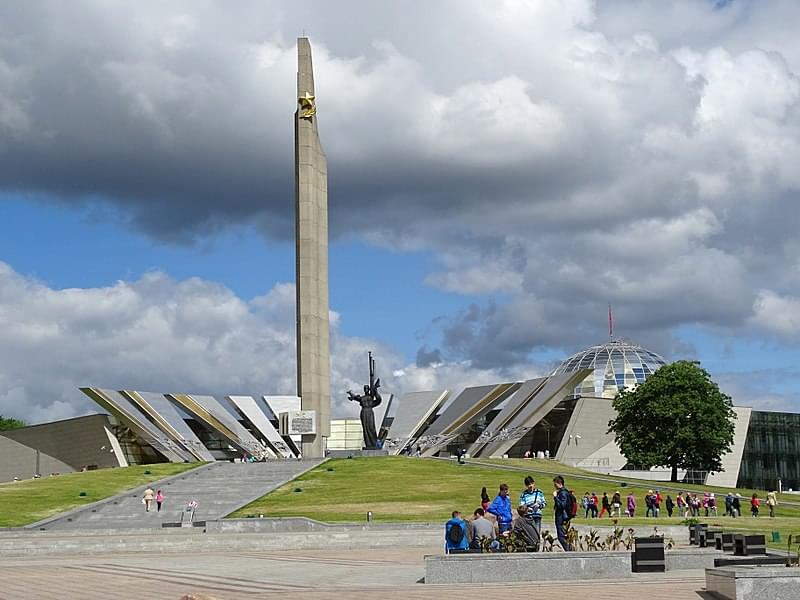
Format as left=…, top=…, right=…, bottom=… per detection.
left=0, top=546, right=709, bottom=599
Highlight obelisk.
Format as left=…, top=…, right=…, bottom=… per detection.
left=295, top=37, right=330, bottom=458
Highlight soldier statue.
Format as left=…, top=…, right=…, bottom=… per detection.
left=347, top=351, right=382, bottom=449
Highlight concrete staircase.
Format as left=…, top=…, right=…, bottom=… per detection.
left=43, top=460, right=324, bottom=531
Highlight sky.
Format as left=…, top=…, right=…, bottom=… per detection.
left=1, top=0, right=799, bottom=424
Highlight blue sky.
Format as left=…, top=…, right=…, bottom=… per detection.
left=0, top=197, right=470, bottom=357
left=1, top=0, right=799, bottom=422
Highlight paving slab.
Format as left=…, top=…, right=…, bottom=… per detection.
left=0, top=548, right=708, bottom=600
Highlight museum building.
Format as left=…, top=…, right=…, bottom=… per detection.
left=1, top=338, right=798, bottom=491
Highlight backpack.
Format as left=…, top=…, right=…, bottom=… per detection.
left=566, top=490, right=578, bottom=519
left=447, top=521, right=465, bottom=546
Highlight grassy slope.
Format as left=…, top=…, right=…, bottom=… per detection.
left=0, top=463, right=200, bottom=527
left=230, top=457, right=800, bottom=547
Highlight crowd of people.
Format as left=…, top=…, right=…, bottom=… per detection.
left=445, top=478, right=781, bottom=554
left=575, top=489, right=779, bottom=519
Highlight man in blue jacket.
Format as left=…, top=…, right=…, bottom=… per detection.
left=444, top=510, right=469, bottom=553
left=553, top=475, right=574, bottom=551
left=519, top=475, right=546, bottom=538
left=487, top=483, right=513, bottom=534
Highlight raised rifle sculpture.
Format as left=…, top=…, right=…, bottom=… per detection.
left=347, top=351, right=382, bottom=449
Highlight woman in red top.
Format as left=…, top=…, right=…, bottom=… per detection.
left=750, top=493, right=760, bottom=517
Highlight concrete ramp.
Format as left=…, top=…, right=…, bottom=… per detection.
left=36, top=460, right=324, bottom=531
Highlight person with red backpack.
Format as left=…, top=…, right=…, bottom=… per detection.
left=553, top=475, right=575, bottom=551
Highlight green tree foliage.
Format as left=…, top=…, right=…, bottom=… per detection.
left=0, top=415, right=26, bottom=431
left=608, top=360, right=736, bottom=482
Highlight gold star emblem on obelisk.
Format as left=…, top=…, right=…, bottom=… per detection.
left=298, top=91, right=316, bottom=120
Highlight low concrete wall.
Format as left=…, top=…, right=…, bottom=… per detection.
left=208, top=517, right=437, bottom=534
left=666, top=548, right=724, bottom=571
left=0, top=529, right=444, bottom=556
left=706, top=566, right=800, bottom=600
left=425, top=552, right=632, bottom=584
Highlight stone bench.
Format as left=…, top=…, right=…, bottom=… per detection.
left=425, top=548, right=724, bottom=583
left=706, top=566, right=800, bottom=600
left=425, top=551, right=633, bottom=583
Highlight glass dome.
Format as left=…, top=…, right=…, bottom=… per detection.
left=552, top=339, right=667, bottom=399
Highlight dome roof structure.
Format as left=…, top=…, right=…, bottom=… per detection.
left=552, top=339, right=667, bottom=399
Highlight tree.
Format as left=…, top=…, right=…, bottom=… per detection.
left=608, top=360, right=736, bottom=482
left=0, top=415, right=26, bottom=431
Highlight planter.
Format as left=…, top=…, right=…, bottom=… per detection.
left=689, top=523, right=708, bottom=545
left=734, top=534, right=765, bottom=556
left=632, top=537, right=665, bottom=573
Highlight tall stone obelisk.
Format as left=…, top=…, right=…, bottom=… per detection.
left=295, top=38, right=330, bottom=458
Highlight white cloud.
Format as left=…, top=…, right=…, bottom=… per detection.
left=0, top=262, right=523, bottom=424
left=750, top=291, right=800, bottom=339
left=1, top=1, right=800, bottom=371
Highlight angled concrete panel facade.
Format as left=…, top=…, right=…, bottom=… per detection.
left=120, top=391, right=215, bottom=462
left=374, top=392, right=393, bottom=435
left=555, top=397, right=626, bottom=470
left=477, top=370, right=591, bottom=458
left=420, top=383, right=519, bottom=457
left=166, top=394, right=268, bottom=460
left=706, top=406, right=752, bottom=488
left=385, top=390, right=449, bottom=454
left=0, top=414, right=125, bottom=482
left=467, top=377, right=548, bottom=457
left=295, top=37, right=330, bottom=457
left=81, top=388, right=193, bottom=463
left=226, top=395, right=295, bottom=458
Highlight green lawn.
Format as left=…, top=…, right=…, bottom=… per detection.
left=477, top=458, right=800, bottom=505
left=230, top=457, right=800, bottom=547
left=0, top=463, right=201, bottom=527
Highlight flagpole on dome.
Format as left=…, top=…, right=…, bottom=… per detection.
left=608, top=304, right=614, bottom=339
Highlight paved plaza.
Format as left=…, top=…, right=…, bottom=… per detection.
left=0, top=546, right=709, bottom=599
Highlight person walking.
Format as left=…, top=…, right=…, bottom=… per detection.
left=590, top=491, right=599, bottom=518
left=626, top=491, right=636, bottom=518
left=767, top=491, right=778, bottom=518
left=487, top=483, right=513, bottom=534
left=732, top=493, right=741, bottom=518
left=676, top=492, right=686, bottom=517
left=155, top=489, right=164, bottom=512
left=519, top=476, right=546, bottom=538
left=665, top=494, right=674, bottom=518
left=553, top=475, right=574, bottom=551
left=599, top=492, right=610, bottom=518
left=143, top=487, right=155, bottom=512
left=725, top=492, right=734, bottom=517
left=750, top=493, right=760, bottom=517
left=645, top=490, right=654, bottom=517
left=611, top=491, right=622, bottom=518
left=583, top=492, right=592, bottom=518
left=708, top=493, right=718, bottom=516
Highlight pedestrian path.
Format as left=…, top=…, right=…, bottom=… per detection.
left=41, top=460, right=324, bottom=531
left=0, top=549, right=707, bottom=600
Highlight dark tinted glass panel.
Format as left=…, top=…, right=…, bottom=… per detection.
left=738, top=411, right=800, bottom=491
